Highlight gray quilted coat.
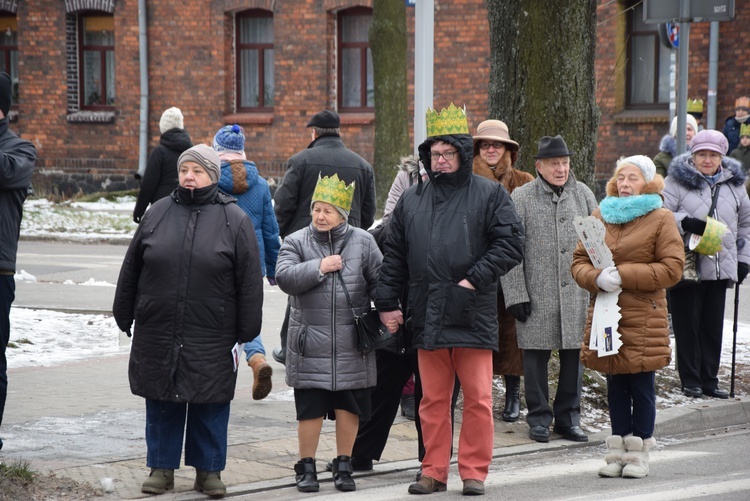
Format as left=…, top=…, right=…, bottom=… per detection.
left=276, top=222, right=381, bottom=390
left=663, top=153, right=750, bottom=282
left=501, top=174, right=598, bottom=350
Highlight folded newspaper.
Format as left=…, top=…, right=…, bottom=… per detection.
left=574, top=216, right=622, bottom=357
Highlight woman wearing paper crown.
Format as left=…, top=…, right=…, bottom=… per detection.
left=275, top=173, right=382, bottom=493
left=572, top=155, right=684, bottom=479
left=662, top=129, right=750, bottom=399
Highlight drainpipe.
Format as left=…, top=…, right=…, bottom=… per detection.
left=135, top=0, right=149, bottom=180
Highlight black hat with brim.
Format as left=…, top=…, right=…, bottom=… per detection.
left=533, top=135, right=574, bottom=158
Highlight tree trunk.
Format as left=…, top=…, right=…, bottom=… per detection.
left=486, top=0, right=599, bottom=187
left=370, top=0, right=410, bottom=217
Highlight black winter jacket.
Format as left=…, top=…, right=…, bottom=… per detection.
left=113, top=183, right=264, bottom=403
left=273, top=135, right=376, bottom=238
left=133, top=128, right=193, bottom=222
left=375, top=134, right=525, bottom=350
left=0, top=118, right=36, bottom=271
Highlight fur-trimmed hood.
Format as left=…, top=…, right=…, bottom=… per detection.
left=667, top=152, right=747, bottom=191
left=397, top=154, right=421, bottom=177
left=658, top=134, right=677, bottom=156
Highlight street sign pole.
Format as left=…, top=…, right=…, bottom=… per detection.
left=414, top=0, right=434, bottom=156
left=675, top=0, right=690, bottom=156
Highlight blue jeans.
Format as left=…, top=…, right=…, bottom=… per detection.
left=242, top=337, right=266, bottom=361
left=606, top=371, right=656, bottom=439
left=0, top=276, right=15, bottom=428
left=145, top=399, right=230, bottom=471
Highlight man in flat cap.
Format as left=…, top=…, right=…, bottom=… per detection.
left=500, top=135, right=597, bottom=444
left=0, top=71, right=36, bottom=451
left=271, top=109, right=376, bottom=363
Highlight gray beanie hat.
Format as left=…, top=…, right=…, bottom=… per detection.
left=159, top=107, right=184, bottom=134
left=177, top=144, right=221, bottom=183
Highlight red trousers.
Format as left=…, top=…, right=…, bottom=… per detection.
left=417, top=348, right=494, bottom=483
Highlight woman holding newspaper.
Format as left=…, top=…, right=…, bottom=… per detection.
left=571, top=156, right=683, bottom=479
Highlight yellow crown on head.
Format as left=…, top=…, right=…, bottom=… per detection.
left=311, top=173, right=355, bottom=212
left=687, top=98, right=704, bottom=113
left=425, top=103, right=469, bottom=137
left=741, top=123, right=750, bottom=137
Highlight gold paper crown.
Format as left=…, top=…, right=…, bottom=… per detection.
left=426, top=103, right=469, bottom=137
left=687, top=98, right=703, bottom=113
left=311, top=173, right=355, bottom=212
left=741, top=123, right=750, bottom=137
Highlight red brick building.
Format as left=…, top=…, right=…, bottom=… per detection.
left=5, top=0, right=748, bottom=198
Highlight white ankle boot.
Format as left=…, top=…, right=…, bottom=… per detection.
left=598, top=435, right=625, bottom=477
left=622, top=436, right=655, bottom=478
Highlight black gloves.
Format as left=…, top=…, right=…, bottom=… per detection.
left=738, top=262, right=749, bottom=285
left=681, top=217, right=707, bottom=236
left=507, top=302, right=531, bottom=323
left=133, top=215, right=141, bottom=224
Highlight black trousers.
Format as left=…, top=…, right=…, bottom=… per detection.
left=523, top=348, right=582, bottom=429
left=351, top=349, right=460, bottom=462
left=668, top=279, right=728, bottom=391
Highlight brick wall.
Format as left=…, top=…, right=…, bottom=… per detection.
left=11, top=0, right=749, bottom=198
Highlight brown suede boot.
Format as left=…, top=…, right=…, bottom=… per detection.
left=248, top=354, right=273, bottom=400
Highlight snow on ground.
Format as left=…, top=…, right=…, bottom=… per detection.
left=9, top=196, right=750, bottom=421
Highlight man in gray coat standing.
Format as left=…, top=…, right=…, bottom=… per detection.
left=501, top=135, right=597, bottom=444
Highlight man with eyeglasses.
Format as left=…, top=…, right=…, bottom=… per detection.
left=376, top=104, right=524, bottom=496
left=472, top=120, right=534, bottom=425
left=500, top=135, right=597, bottom=445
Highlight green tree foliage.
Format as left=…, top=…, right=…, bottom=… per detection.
left=486, top=0, right=599, bottom=186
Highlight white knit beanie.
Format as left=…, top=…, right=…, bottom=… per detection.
left=669, top=115, right=698, bottom=138
left=615, top=155, right=656, bottom=182
left=159, top=107, right=184, bottom=134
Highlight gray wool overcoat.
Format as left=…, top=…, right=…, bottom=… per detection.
left=501, top=174, right=598, bottom=350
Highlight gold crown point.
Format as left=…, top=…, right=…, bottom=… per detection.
left=311, top=173, right=355, bottom=212
left=426, top=103, right=469, bottom=137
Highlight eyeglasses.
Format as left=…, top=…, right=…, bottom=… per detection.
left=430, top=150, right=458, bottom=161
left=479, top=141, right=506, bottom=150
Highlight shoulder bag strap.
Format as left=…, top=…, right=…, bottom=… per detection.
left=708, top=184, right=721, bottom=218
left=333, top=229, right=358, bottom=317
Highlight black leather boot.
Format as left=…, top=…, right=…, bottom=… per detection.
left=294, top=457, right=319, bottom=492
left=332, top=455, right=356, bottom=492
left=502, top=375, right=521, bottom=422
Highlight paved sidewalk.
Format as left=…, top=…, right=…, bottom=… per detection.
left=3, top=243, right=750, bottom=499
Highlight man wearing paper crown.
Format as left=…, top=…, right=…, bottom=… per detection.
left=275, top=173, right=382, bottom=493
left=729, top=123, right=750, bottom=173
left=663, top=129, right=750, bottom=399
left=376, top=104, right=525, bottom=496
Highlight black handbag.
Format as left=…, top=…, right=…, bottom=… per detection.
left=335, top=230, right=392, bottom=354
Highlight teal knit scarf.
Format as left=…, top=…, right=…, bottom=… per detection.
left=599, top=193, right=663, bottom=224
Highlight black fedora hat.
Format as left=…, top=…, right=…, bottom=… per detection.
left=533, top=135, right=574, bottom=158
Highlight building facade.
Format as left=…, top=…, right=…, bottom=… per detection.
left=5, top=1, right=748, bottom=198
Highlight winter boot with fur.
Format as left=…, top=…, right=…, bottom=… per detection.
left=622, top=436, right=655, bottom=478
left=248, top=353, right=273, bottom=400
left=598, top=435, right=625, bottom=477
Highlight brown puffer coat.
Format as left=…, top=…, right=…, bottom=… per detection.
left=473, top=152, right=534, bottom=376
left=571, top=176, right=684, bottom=374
